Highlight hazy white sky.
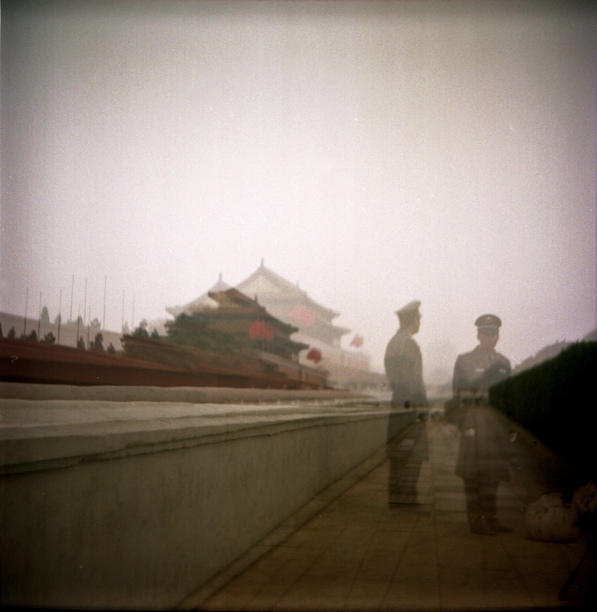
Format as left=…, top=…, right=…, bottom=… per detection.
left=1, top=0, right=596, bottom=375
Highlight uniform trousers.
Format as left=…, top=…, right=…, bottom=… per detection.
left=464, top=479, right=499, bottom=526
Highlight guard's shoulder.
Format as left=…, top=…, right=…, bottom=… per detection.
left=495, top=352, right=511, bottom=367
left=384, top=332, right=401, bottom=355
left=387, top=329, right=407, bottom=344
left=386, top=330, right=401, bottom=345
left=455, top=349, right=476, bottom=363
left=386, top=330, right=418, bottom=358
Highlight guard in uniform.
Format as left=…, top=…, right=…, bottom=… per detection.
left=385, top=301, right=429, bottom=508
left=384, top=300, right=427, bottom=409
left=453, top=314, right=513, bottom=535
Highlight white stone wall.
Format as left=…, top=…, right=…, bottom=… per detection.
left=0, top=387, right=414, bottom=609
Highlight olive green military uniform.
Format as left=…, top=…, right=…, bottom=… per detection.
left=385, top=328, right=427, bottom=408
left=385, top=300, right=428, bottom=508
left=452, top=314, right=513, bottom=535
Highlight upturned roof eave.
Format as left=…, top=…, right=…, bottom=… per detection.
left=166, top=275, right=232, bottom=316
left=237, top=263, right=341, bottom=319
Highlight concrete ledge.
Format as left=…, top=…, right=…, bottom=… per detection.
left=0, top=387, right=414, bottom=610
left=0, top=398, right=382, bottom=473
left=0, top=381, right=367, bottom=403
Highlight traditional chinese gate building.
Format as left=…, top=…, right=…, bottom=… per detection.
left=167, top=262, right=385, bottom=390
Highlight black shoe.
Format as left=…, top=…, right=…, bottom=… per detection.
left=487, top=517, right=512, bottom=533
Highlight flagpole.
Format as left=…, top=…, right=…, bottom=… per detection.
left=83, top=278, right=87, bottom=325
left=23, top=288, right=29, bottom=336
left=69, top=274, right=74, bottom=323
left=103, top=276, right=107, bottom=331
left=76, top=304, right=81, bottom=347
left=57, top=289, right=62, bottom=345
left=37, top=292, right=42, bottom=339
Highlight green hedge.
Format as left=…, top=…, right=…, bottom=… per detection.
left=490, top=341, right=597, bottom=481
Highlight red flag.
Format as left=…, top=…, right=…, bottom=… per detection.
left=350, top=334, right=364, bottom=348
left=248, top=320, right=264, bottom=339
left=262, top=323, right=275, bottom=341
left=307, top=348, right=322, bottom=363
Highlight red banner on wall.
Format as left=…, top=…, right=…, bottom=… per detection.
left=248, top=320, right=275, bottom=341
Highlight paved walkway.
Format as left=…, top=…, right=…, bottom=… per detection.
left=185, top=413, right=590, bottom=611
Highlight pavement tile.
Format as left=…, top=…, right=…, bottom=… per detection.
left=511, top=552, right=578, bottom=580
left=437, top=539, right=484, bottom=569
left=440, top=566, right=535, bottom=611
left=356, top=549, right=404, bottom=582
left=521, top=570, right=578, bottom=609
left=275, top=574, right=354, bottom=610
left=238, top=559, right=316, bottom=610
left=479, top=546, right=516, bottom=571
left=194, top=418, right=589, bottom=611
left=488, top=569, right=534, bottom=602
left=343, top=578, right=388, bottom=611
left=199, top=591, right=253, bottom=611
left=368, top=529, right=411, bottom=553
left=381, top=574, right=441, bottom=610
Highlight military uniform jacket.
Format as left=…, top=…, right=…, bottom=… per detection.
left=384, top=329, right=427, bottom=406
left=452, top=347, right=512, bottom=482
left=452, top=346, right=511, bottom=397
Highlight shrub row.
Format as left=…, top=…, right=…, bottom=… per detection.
left=490, top=341, right=597, bottom=481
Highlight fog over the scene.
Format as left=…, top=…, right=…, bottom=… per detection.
left=1, top=0, right=595, bottom=379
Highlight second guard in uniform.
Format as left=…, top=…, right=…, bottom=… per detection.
left=452, top=314, right=513, bottom=535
